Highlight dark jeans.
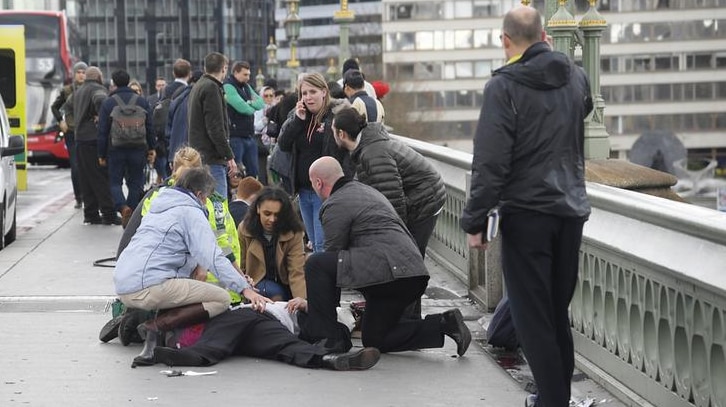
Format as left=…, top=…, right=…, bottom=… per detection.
left=108, top=148, right=146, bottom=211
left=179, top=308, right=328, bottom=367
left=64, top=131, right=81, bottom=202
left=299, top=252, right=443, bottom=353
left=230, top=136, right=259, bottom=178
left=500, top=211, right=586, bottom=407
left=76, top=142, right=114, bottom=220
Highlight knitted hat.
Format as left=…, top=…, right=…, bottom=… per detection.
left=371, top=81, right=390, bottom=99
left=73, top=61, right=88, bottom=73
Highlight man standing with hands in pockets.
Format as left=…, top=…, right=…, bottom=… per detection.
left=461, top=6, right=593, bottom=407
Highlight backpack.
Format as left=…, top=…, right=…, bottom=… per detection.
left=109, top=94, right=148, bottom=148
left=151, top=97, right=171, bottom=154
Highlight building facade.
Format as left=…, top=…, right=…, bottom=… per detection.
left=381, top=0, right=726, bottom=163
left=63, top=0, right=275, bottom=93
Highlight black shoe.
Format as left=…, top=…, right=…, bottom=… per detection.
left=321, top=347, right=380, bottom=371
left=524, top=394, right=538, bottom=407
left=74, top=200, right=82, bottom=209
left=102, top=215, right=122, bottom=225
left=441, top=309, right=472, bottom=356
left=154, top=347, right=206, bottom=367
left=99, top=315, right=123, bottom=343
left=118, top=310, right=145, bottom=346
left=83, top=217, right=103, bottom=225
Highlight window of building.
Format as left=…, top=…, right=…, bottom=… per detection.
left=455, top=61, right=474, bottom=78
left=473, top=29, right=489, bottom=48
left=390, top=4, right=413, bottom=20
left=474, top=60, right=492, bottom=77
left=695, top=83, right=713, bottom=99
left=416, top=31, right=434, bottom=50
left=454, top=30, right=473, bottom=49
left=687, top=53, right=713, bottom=69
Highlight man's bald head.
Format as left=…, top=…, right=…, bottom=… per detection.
left=502, top=6, right=543, bottom=47
left=309, top=156, right=344, bottom=200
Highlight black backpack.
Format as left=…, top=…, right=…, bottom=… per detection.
left=151, top=97, right=171, bottom=154
left=110, top=94, right=148, bottom=148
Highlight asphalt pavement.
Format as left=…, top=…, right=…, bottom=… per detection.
left=0, top=167, right=531, bottom=407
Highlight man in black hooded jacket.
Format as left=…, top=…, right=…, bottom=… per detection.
left=461, top=6, right=593, bottom=407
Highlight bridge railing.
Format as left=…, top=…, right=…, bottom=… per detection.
left=394, top=133, right=726, bottom=407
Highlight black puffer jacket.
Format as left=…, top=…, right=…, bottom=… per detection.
left=461, top=42, right=593, bottom=234
left=351, top=123, right=446, bottom=225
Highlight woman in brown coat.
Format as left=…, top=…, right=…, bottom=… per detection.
left=238, top=187, right=306, bottom=300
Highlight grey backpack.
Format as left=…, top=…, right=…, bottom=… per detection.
left=109, top=94, right=147, bottom=148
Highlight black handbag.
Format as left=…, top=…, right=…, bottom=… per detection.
left=266, top=120, right=280, bottom=138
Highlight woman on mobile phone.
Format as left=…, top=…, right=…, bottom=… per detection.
left=277, top=73, right=351, bottom=253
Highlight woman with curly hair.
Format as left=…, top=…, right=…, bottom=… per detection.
left=238, top=187, right=306, bottom=301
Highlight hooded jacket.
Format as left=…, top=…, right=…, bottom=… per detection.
left=461, top=42, right=593, bottom=234
left=351, top=123, right=445, bottom=226
left=114, top=186, right=249, bottom=296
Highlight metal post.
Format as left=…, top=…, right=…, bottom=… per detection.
left=333, top=0, right=355, bottom=75
left=579, top=0, right=610, bottom=159
left=547, top=0, right=577, bottom=59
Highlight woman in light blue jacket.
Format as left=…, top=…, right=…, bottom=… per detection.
left=114, top=167, right=271, bottom=367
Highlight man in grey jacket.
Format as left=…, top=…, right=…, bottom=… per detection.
left=299, top=156, right=470, bottom=357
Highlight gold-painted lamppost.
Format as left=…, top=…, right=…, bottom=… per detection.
left=334, top=0, right=355, bottom=75
left=284, top=0, right=302, bottom=89
left=265, top=36, right=279, bottom=81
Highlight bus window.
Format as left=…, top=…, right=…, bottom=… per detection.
left=0, top=49, right=17, bottom=108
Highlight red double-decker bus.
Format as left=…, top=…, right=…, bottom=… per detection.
left=0, top=10, right=83, bottom=166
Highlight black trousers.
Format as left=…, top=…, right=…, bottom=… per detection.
left=180, top=308, right=328, bottom=368
left=64, top=131, right=81, bottom=202
left=300, top=252, right=444, bottom=354
left=403, top=213, right=439, bottom=318
left=407, top=213, right=439, bottom=258
left=76, top=142, right=114, bottom=219
left=500, top=211, right=586, bottom=407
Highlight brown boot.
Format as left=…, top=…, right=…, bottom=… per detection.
left=131, top=304, right=209, bottom=368
left=120, top=206, right=133, bottom=229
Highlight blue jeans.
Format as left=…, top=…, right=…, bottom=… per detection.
left=108, top=148, right=146, bottom=211
left=230, top=136, right=259, bottom=178
left=298, top=187, right=324, bottom=252
left=209, top=163, right=228, bottom=198
left=255, top=279, right=291, bottom=301
left=154, top=154, right=169, bottom=180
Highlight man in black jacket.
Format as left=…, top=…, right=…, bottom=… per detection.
left=300, top=156, right=470, bottom=357
left=461, top=7, right=593, bottom=407
left=188, top=52, right=238, bottom=197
